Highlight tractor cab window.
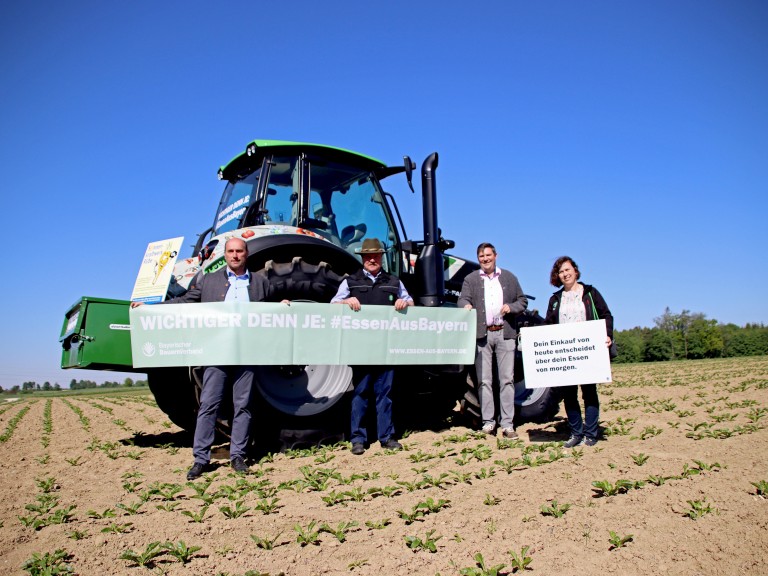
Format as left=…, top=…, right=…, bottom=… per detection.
left=307, top=159, right=399, bottom=274
left=262, top=156, right=300, bottom=226
left=213, top=167, right=261, bottom=235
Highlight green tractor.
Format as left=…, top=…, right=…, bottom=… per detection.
left=60, top=140, right=559, bottom=447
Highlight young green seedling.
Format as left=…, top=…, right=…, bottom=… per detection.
left=507, top=545, right=533, bottom=571
left=608, top=531, right=633, bottom=550
left=294, top=520, right=321, bottom=546
left=251, top=531, right=284, bottom=550
left=404, top=529, right=441, bottom=553
left=181, top=505, right=209, bottom=523
left=162, top=540, right=201, bottom=564
left=119, top=541, right=165, bottom=567
left=459, top=552, right=506, bottom=576
left=540, top=500, right=571, bottom=518
left=319, top=521, right=358, bottom=543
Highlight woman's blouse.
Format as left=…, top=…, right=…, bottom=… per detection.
left=559, top=285, right=586, bottom=325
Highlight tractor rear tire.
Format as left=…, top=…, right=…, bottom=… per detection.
left=147, top=367, right=199, bottom=433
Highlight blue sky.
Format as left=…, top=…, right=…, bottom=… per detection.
left=1, top=1, right=766, bottom=388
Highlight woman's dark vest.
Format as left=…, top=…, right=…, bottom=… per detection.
left=346, top=269, right=400, bottom=306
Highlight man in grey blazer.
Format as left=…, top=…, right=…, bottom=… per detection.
left=133, top=237, right=269, bottom=479
left=457, top=242, right=528, bottom=439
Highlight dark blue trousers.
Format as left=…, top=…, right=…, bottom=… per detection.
left=350, top=367, right=395, bottom=445
left=561, top=384, right=600, bottom=440
left=193, top=366, right=255, bottom=464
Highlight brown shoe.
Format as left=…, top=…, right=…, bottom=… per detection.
left=501, top=427, right=519, bottom=440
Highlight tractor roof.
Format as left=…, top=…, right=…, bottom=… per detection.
left=219, top=139, right=387, bottom=181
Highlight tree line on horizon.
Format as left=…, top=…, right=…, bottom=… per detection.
left=2, top=377, right=148, bottom=394
left=613, top=307, right=768, bottom=363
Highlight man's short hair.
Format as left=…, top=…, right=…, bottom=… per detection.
left=476, top=242, right=496, bottom=256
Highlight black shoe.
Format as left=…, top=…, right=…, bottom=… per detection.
left=583, top=437, right=598, bottom=447
left=381, top=438, right=403, bottom=451
left=231, top=456, right=249, bottom=473
left=186, top=462, right=206, bottom=480
left=351, top=443, right=365, bottom=456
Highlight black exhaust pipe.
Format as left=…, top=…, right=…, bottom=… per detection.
left=418, top=152, right=443, bottom=307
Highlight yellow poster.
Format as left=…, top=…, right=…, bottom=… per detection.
left=130, top=237, right=185, bottom=303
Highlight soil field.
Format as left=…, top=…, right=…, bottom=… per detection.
left=1, top=357, right=767, bottom=576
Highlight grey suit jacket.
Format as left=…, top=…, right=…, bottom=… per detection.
left=457, top=268, right=527, bottom=340
left=165, top=268, right=270, bottom=304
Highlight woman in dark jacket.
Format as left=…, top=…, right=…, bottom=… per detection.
left=545, top=256, right=613, bottom=447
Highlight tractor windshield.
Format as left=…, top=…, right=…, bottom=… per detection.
left=213, top=166, right=261, bottom=235
left=264, top=155, right=400, bottom=271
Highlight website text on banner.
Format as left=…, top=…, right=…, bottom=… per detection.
left=130, top=302, right=477, bottom=368
left=520, top=320, right=612, bottom=388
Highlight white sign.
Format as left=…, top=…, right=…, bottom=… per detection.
left=520, top=320, right=612, bottom=388
left=130, top=237, right=185, bottom=304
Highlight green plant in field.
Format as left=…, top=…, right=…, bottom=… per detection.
left=474, top=467, right=496, bottom=479
left=119, top=541, right=165, bottom=567
left=155, top=501, right=180, bottom=512
left=377, top=484, right=403, bottom=498
left=321, top=490, right=348, bottom=507
left=404, top=529, right=441, bottom=553
left=122, top=480, right=142, bottom=493
left=646, top=475, right=666, bottom=486
left=254, top=498, right=280, bottom=514
left=21, top=548, right=74, bottom=575
left=343, top=487, right=368, bottom=502
left=365, top=518, right=391, bottom=530
left=47, top=506, right=76, bottom=525
left=692, top=460, right=723, bottom=472
left=450, top=470, right=473, bottom=484
left=459, top=553, right=506, bottom=576
left=124, top=450, right=144, bottom=460
left=604, top=417, right=635, bottom=436
left=564, top=449, right=583, bottom=465
left=486, top=518, right=498, bottom=534
left=313, top=450, right=335, bottom=464
left=320, top=521, right=358, bottom=543
left=685, top=498, right=716, bottom=520
left=484, top=494, right=501, bottom=506
left=420, top=473, right=452, bottom=489
left=219, top=500, right=250, bottom=519
left=751, top=480, right=768, bottom=496
left=471, top=444, right=494, bottom=461
left=0, top=404, right=32, bottom=443
left=87, top=508, right=116, bottom=519
left=631, top=453, right=650, bottom=466
left=25, top=493, right=60, bottom=515
left=507, top=545, right=533, bottom=572
left=639, top=426, right=663, bottom=440
left=408, top=449, right=435, bottom=463
left=416, top=497, right=450, bottom=514
left=520, top=454, right=547, bottom=468
left=496, top=437, right=524, bottom=450
left=608, top=531, right=633, bottom=550
left=101, top=522, right=132, bottom=534
left=64, top=457, right=82, bottom=467
left=251, top=531, right=284, bottom=550
left=493, top=458, right=521, bottom=474
left=591, top=479, right=644, bottom=497
left=116, top=501, right=144, bottom=515
left=396, top=479, right=422, bottom=492
left=747, top=407, right=768, bottom=423
left=294, top=520, right=321, bottom=546
left=162, top=540, right=201, bottom=564
left=397, top=508, right=425, bottom=525
left=348, top=559, right=369, bottom=570
left=540, top=500, right=571, bottom=518
left=181, top=504, right=209, bottom=523
left=35, top=476, right=58, bottom=493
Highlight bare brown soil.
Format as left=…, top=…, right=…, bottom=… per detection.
left=2, top=357, right=767, bottom=576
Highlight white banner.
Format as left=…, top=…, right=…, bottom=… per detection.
left=520, top=320, right=612, bottom=388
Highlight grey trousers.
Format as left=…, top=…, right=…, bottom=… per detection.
left=475, top=331, right=516, bottom=429
left=193, top=366, right=256, bottom=464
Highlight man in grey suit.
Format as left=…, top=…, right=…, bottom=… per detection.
left=133, top=237, right=269, bottom=479
left=458, top=242, right=527, bottom=439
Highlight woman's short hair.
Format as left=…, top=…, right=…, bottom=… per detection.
left=550, top=256, right=580, bottom=287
